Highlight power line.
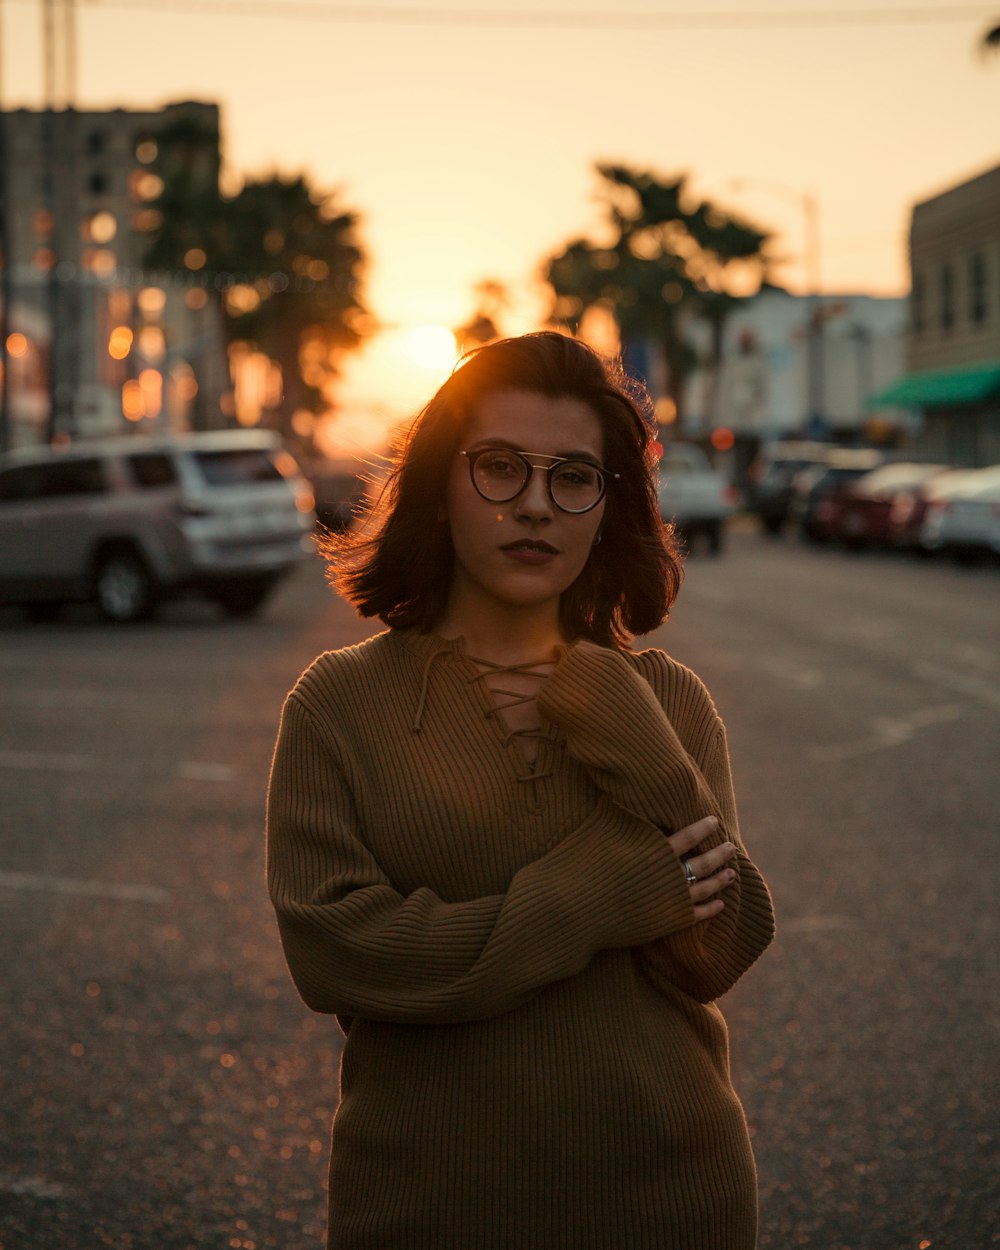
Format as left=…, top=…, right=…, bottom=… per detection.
left=8, top=0, right=998, bottom=29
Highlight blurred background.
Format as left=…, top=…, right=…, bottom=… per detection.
left=1, top=4, right=998, bottom=1249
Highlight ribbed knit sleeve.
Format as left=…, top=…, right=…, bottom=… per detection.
left=537, top=640, right=774, bottom=1003
left=266, top=692, right=695, bottom=1025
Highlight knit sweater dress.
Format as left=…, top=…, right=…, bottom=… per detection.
left=266, top=628, right=775, bottom=1250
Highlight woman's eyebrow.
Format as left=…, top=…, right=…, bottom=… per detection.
left=466, top=438, right=603, bottom=463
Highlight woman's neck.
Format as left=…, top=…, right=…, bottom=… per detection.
left=435, top=602, right=563, bottom=666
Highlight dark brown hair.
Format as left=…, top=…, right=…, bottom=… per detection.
left=322, top=331, right=682, bottom=647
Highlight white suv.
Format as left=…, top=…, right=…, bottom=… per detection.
left=0, top=430, right=316, bottom=622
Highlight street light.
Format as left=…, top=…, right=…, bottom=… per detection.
left=726, top=177, right=824, bottom=434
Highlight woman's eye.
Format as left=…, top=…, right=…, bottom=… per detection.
left=556, top=464, right=597, bottom=488
left=482, top=454, right=519, bottom=476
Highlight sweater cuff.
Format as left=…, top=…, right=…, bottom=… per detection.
left=539, top=641, right=714, bottom=826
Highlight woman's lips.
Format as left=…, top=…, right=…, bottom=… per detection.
left=500, top=540, right=559, bottom=564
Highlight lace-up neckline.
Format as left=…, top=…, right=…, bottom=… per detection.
left=408, top=633, right=558, bottom=812
left=464, top=653, right=555, bottom=775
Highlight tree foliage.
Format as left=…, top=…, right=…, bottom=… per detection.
left=142, top=115, right=368, bottom=439
left=543, top=164, right=770, bottom=429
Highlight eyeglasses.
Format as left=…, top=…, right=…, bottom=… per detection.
left=460, top=446, right=618, bottom=514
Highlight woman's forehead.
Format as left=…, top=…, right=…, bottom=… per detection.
left=465, top=390, right=604, bottom=455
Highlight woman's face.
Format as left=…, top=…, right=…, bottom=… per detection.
left=443, top=389, right=607, bottom=628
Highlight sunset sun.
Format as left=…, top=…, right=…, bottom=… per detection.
left=402, top=323, right=459, bottom=372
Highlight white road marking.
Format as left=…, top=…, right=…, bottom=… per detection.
left=0, top=1172, right=66, bottom=1200
left=0, top=871, right=168, bottom=903
left=780, top=915, right=854, bottom=933
left=0, top=689, right=148, bottom=709
left=909, top=660, right=1000, bottom=711
left=755, top=655, right=825, bottom=690
left=809, top=702, right=968, bottom=764
left=174, top=761, right=235, bottom=782
left=0, top=750, right=234, bottom=782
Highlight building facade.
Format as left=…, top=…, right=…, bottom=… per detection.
left=873, top=161, right=1000, bottom=467
left=0, top=99, right=230, bottom=450
left=683, top=287, right=907, bottom=442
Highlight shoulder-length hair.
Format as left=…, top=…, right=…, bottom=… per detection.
left=322, top=331, right=683, bottom=647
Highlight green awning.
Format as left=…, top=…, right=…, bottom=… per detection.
left=869, top=359, right=1000, bottom=408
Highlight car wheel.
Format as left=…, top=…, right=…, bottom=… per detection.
left=95, top=549, right=156, bottom=622
left=211, top=577, right=276, bottom=618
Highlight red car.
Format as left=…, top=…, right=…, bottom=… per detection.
left=888, top=468, right=981, bottom=551
left=831, top=462, right=949, bottom=550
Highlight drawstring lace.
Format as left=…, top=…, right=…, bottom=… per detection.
left=411, top=639, right=554, bottom=813
left=412, top=645, right=449, bottom=734
left=465, top=655, right=554, bottom=813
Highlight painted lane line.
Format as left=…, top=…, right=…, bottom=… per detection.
left=0, top=1172, right=66, bottom=1200
left=0, top=870, right=169, bottom=903
left=0, top=750, right=234, bottom=782
left=809, top=702, right=968, bottom=764
left=0, top=689, right=150, bottom=709
left=909, top=660, right=1000, bottom=711
left=174, top=761, right=235, bottom=782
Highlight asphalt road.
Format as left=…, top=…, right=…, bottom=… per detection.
left=1, top=528, right=997, bottom=1250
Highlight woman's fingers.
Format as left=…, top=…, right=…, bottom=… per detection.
left=665, top=816, right=739, bottom=923
left=666, top=815, right=719, bottom=856
left=686, top=841, right=738, bottom=884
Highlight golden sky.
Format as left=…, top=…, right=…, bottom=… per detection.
left=5, top=0, right=999, bottom=450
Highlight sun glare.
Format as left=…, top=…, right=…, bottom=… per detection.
left=403, top=324, right=458, bottom=372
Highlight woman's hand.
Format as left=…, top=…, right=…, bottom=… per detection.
left=666, top=816, right=737, bottom=924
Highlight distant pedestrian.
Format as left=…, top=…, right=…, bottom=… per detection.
left=266, top=331, right=775, bottom=1249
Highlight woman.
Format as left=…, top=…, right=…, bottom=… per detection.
left=266, top=332, right=774, bottom=1249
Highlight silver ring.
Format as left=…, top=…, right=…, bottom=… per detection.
left=681, top=859, right=698, bottom=886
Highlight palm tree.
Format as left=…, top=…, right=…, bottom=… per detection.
left=142, top=122, right=368, bottom=444
left=543, top=164, right=770, bottom=432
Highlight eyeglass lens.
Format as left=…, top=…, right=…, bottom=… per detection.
left=471, top=449, right=603, bottom=512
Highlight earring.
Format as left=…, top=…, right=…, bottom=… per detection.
left=593, top=529, right=602, bottom=546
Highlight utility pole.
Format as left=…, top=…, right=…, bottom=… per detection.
left=0, top=0, right=10, bottom=453
left=42, top=0, right=80, bottom=443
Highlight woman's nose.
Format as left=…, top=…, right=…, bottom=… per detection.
left=515, top=465, right=554, bottom=519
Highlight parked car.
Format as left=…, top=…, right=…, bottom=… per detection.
left=747, top=440, right=834, bottom=535
left=830, top=461, right=949, bottom=550
left=657, top=442, right=737, bottom=555
left=887, top=468, right=977, bottom=552
left=789, top=449, right=885, bottom=543
left=919, top=464, right=1000, bottom=562
left=0, top=429, right=316, bottom=622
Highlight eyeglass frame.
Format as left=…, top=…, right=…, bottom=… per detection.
left=459, top=446, right=620, bottom=515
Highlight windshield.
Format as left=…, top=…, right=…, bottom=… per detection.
left=191, top=449, right=284, bottom=486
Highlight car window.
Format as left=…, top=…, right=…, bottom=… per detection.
left=0, top=458, right=108, bottom=500
left=0, top=464, right=47, bottom=502
left=191, top=449, right=284, bottom=486
left=128, top=452, right=179, bottom=488
left=44, top=459, right=108, bottom=496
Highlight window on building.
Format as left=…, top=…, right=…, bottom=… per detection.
left=88, top=170, right=109, bottom=196
left=969, top=253, right=987, bottom=325
left=939, top=264, right=954, bottom=333
left=911, top=273, right=925, bottom=336
left=86, top=129, right=106, bottom=156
